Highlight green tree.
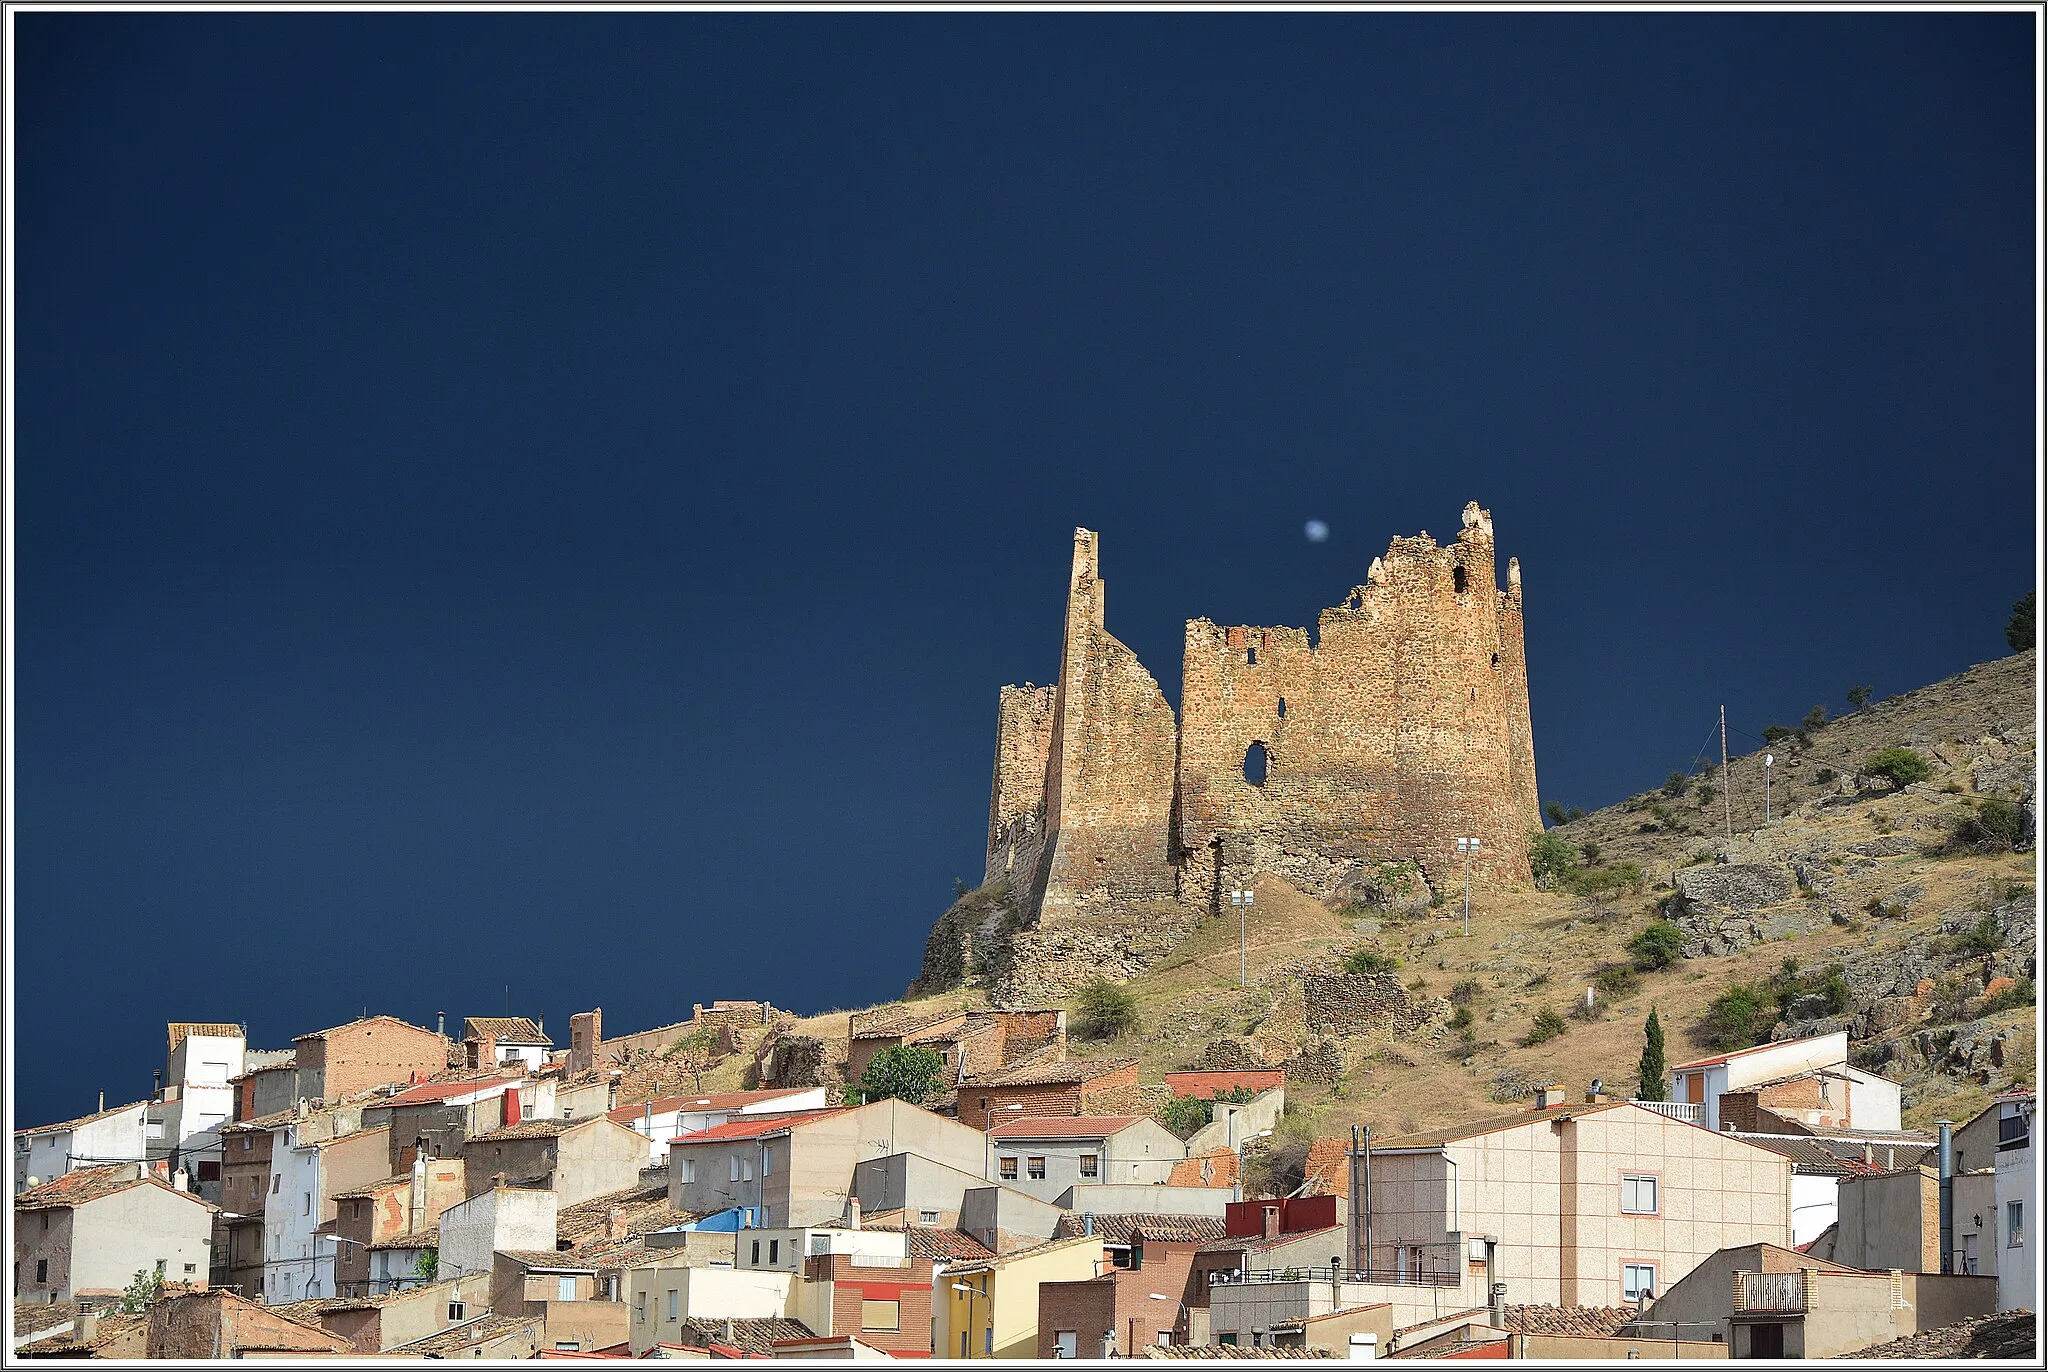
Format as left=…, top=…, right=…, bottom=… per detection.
left=1661, top=772, right=1689, bottom=798
left=1704, top=983, right=1777, bottom=1049
left=2008, top=590, right=2035, bottom=653
left=1801, top=704, right=1829, bottom=736
left=1636, top=1008, right=1668, bottom=1102
left=1864, top=747, right=1933, bottom=790
left=854, top=1044, right=946, bottom=1105
left=1543, top=800, right=1569, bottom=826
left=1846, top=684, right=1874, bottom=711
left=1154, top=1094, right=1214, bottom=1140
left=1527, top=830, right=1577, bottom=888
left=120, top=1268, right=165, bottom=1313
left=1627, top=921, right=1685, bottom=971
left=1075, top=979, right=1140, bottom=1040
left=412, top=1249, right=440, bottom=1283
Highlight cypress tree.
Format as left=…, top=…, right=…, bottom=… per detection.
left=1636, top=1008, right=1668, bottom=1101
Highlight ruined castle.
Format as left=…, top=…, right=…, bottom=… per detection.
left=916, top=501, right=1540, bottom=999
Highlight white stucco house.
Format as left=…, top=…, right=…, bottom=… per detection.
left=608, top=1087, right=829, bottom=1165
left=1992, top=1093, right=2033, bottom=1311
left=1670, top=1031, right=1900, bottom=1133
left=15, top=1101, right=152, bottom=1195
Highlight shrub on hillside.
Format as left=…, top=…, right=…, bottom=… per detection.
left=1762, top=724, right=1797, bottom=746
left=1543, top=801, right=1587, bottom=826
left=2009, top=590, right=2035, bottom=654
left=1947, top=798, right=2027, bottom=853
left=1982, top=977, right=2036, bottom=1016
left=1567, top=861, right=1644, bottom=899
left=1662, top=772, right=1689, bottom=798
left=1074, top=980, right=1140, bottom=1040
left=1527, top=830, right=1577, bottom=889
left=1628, top=921, right=1685, bottom=971
left=1863, top=747, right=1933, bottom=790
left=1522, top=1007, right=1568, bottom=1046
left=1448, top=978, right=1483, bottom=1006
left=1846, top=684, right=1873, bottom=711
left=1704, top=983, right=1777, bottom=1049
left=852, top=1044, right=946, bottom=1105
left=1343, top=946, right=1402, bottom=977
left=1593, top=964, right=1639, bottom=996
left=1803, top=704, right=1829, bottom=734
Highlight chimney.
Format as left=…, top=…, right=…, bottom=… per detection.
left=722, top=1317, right=735, bottom=1346
left=848, top=1198, right=862, bottom=1231
left=437, top=1011, right=447, bottom=1037
left=1262, top=1204, right=1282, bottom=1240
left=173, top=1168, right=189, bottom=1193
left=411, top=1155, right=428, bottom=1235
left=99, top=1090, right=105, bottom=1113
left=1937, top=1119, right=1954, bottom=1274
left=1534, top=1085, right=1566, bottom=1109
left=644, top=1101, right=654, bottom=1136
left=502, top=1086, right=520, bottom=1129
left=493, top=1171, right=507, bottom=1189
left=153, top=1069, right=164, bottom=1098
left=1489, top=1280, right=1508, bottom=1327
left=1084, top=1214, right=1094, bottom=1237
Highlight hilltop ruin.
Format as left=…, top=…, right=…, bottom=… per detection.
left=916, top=501, right=1541, bottom=1000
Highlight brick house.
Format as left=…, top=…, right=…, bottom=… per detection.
left=1669, top=1032, right=1900, bottom=1133
left=957, top=1053, right=1142, bottom=1131
left=293, top=1017, right=451, bottom=1105
left=1035, top=1224, right=1209, bottom=1357
left=366, top=1076, right=555, bottom=1171
left=331, top=1155, right=466, bottom=1296
left=846, top=1008, right=1065, bottom=1088
left=143, top=1289, right=351, bottom=1357
left=15, top=1165, right=218, bottom=1304
left=607, top=1087, right=829, bottom=1167
left=793, top=1250, right=935, bottom=1357
left=463, top=1017, right=554, bottom=1073
left=461, top=1116, right=647, bottom=1207
left=1192, top=1195, right=1346, bottom=1293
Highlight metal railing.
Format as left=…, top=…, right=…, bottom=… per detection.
left=1736, top=1272, right=1804, bottom=1313
left=1631, top=1100, right=1703, bottom=1123
left=1212, top=1264, right=1461, bottom=1289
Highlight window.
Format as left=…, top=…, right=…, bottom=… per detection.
left=999, top=1157, right=1018, bottom=1180
left=184, top=1263, right=197, bottom=1274
left=1217, top=1333, right=1239, bottom=1348
left=680, top=1157, right=695, bottom=1183
left=1622, top=1264, right=1657, bottom=1301
left=635, top=1292, right=647, bottom=1324
left=809, top=1235, right=830, bottom=1256
left=156, top=1258, right=167, bottom=1276
left=741, top=1156, right=754, bottom=1182
left=860, top=1300, right=901, bottom=1332
left=272, top=1175, right=281, bottom=1193
left=2000, top=1112, right=2031, bottom=1149
left=557, top=1276, right=577, bottom=1302
left=41, top=1214, right=49, bottom=1232
left=302, top=1193, right=311, bottom=1216
left=666, top=1289, right=679, bottom=1321
left=1621, top=1175, right=1658, bottom=1215
left=1452, top=565, right=1468, bottom=594
left=730, top=1156, right=742, bottom=1182
left=522, top=1102, right=535, bottom=1120
left=242, top=1136, right=252, bottom=1152
left=554, top=1342, right=579, bottom=1352
left=448, top=1302, right=465, bottom=1321
left=36, top=1260, right=48, bottom=1284
left=769, top=1240, right=780, bottom=1264
left=1056, top=1331, right=1078, bottom=1359
left=1243, top=742, right=1269, bottom=787
left=2010, top=1201, right=2026, bottom=1247
left=751, top=1240, right=761, bottom=1265
left=1027, top=1157, right=1046, bottom=1180
left=1079, top=1154, right=1099, bottom=1178
left=919, top=1210, right=940, bottom=1225
left=762, top=1144, right=774, bottom=1176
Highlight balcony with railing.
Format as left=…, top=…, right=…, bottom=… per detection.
left=1734, top=1271, right=1805, bottom=1314
left=1210, top=1263, right=1461, bottom=1289
left=1632, top=1099, right=1703, bottom=1124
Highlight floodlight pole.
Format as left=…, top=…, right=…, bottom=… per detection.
left=1456, top=839, right=1480, bottom=938
left=1230, top=889, right=1255, bottom=988
left=1764, top=753, right=1774, bottom=825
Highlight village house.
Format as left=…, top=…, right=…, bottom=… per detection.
left=846, top=1007, right=1066, bottom=1089
left=143, top=1288, right=352, bottom=1357
left=1034, top=1219, right=1213, bottom=1358
left=957, top=1052, right=1142, bottom=1131
left=461, top=1115, right=647, bottom=1208
left=268, top=1272, right=497, bottom=1352
left=851, top=1154, right=1067, bottom=1246
left=385, top=1308, right=547, bottom=1358
left=330, top=1154, right=466, bottom=1297
left=157, top=1022, right=246, bottom=1200
left=667, top=1100, right=988, bottom=1229
left=608, top=1087, right=829, bottom=1166
left=1359, top=1097, right=1796, bottom=1309
left=292, top=1016, right=450, bottom=1105
left=1165, top=1071, right=1288, bottom=1156
left=464, top=1016, right=555, bottom=1072
left=15, top=1100, right=151, bottom=1197
left=1668, top=1032, right=1901, bottom=1133
left=366, top=1076, right=557, bottom=1171
left=14, top=1164, right=217, bottom=1305
left=985, top=1116, right=1185, bottom=1205
left=1991, top=1093, right=2033, bottom=1312
left=227, top=1050, right=299, bottom=1123
left=262, top=1122, right=393, bottom=1304
left=1191, top=1196, right=1347, bottom=1293
left=489, top=1249, right=630, bottom=1353
left=622, top=1262, right=796, bottom=1354
left=438, top=1181, right=558, bottom=1287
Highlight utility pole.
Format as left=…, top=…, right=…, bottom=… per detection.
left=1456, top=838, right=1480, bottom=937
left=1720, top=706, right=1733, bottom=840
left=1230, top=888, right=1255, bottom=987
left=1764, top=753, right=1775, bottom=825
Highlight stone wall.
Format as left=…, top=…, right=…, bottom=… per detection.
left=1301, top=973, right=1442, bottom=1040
left=924, top=504, right=1540, bottom=1001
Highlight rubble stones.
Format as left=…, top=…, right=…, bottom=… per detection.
left=1672, top=863, right=1794, bottom=912
left=1971, top=752, right=2035, bottom=799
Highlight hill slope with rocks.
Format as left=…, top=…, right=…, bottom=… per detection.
left=682, top=650, right=2038, bottom=1166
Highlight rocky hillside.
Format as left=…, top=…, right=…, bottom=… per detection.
left=687, top=650, right=2037, bottom=1158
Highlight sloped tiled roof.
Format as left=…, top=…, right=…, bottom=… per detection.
left=606, top=1088, right=813, bottom=1125
left=20, top=1100, right=150, bottom=1137
left=669, top=1108, right=849, bottom=1144
left=1164, top=1070, right=1286, bottom=1099
left=674, top=1316, right=815, bottom=1356
left=331, top=1173, right=411, bottom=1200
left=294, top=1014, right=442, bottom=1044
left=1197, top=1224, right=1343, bottom=1255
left=390, top=1311, right=544, bottom=1355
left=988, top=1114, right=1144, bottom=1140
left=1499, top=1305, right=1639, bottom=1337
left=385, top=1077, right=518, bottom=1107
left=465, top=1016, right=553, bottom=1045
left=469, top=1116, right=613, bottom=1142
left=499, top=1249, right=599, bottom=1272
left=16, top=1165, right=214, bottom=1213
left=967, top=1050, right=1137, bottom=1087
left=1371, top=1101, right=1632, bottom=1149
left=1054, top=1213, right=1229, bottom=1245
left=1733, top=1134, right=1890, bottom=1177
left=900, top=1228, right=997, bottom=1263
left=1142, top=1345, right=1334, bottom=1359
left=369, top=1226, right=437, bottom=1250
left=12, top=1299, right=79, bottom=1338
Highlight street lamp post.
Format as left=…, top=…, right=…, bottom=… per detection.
left=1764, top=753, right=1774, bottom=824
left=1229, top=888, right=1255, bottom=987
left=1455, top=838, right=1480, bottom=937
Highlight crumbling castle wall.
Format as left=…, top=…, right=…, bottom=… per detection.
left=923, top=504, right=1539, bottom=999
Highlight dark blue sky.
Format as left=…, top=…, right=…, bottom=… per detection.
left=13, top=14, right=2035, bottom=1125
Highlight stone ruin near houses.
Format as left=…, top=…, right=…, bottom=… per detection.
left=915, top=500, right=1541, bottom=1001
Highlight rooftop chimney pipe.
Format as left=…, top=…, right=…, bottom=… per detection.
left=437, top=1011, right=446, bottom=1037
left=1937, top=1119, right=1954, bottom=1274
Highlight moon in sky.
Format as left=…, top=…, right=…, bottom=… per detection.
left=1304, top=519, right=1330, bottom=543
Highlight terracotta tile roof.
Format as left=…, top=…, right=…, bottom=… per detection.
left=20, top=1304, right=150, bottom=1354
left=1196, top=1225, right=1343, bottom=1255
left=294, top=1014, right=443, bottom=1044
left=469, top=1116, right=604, bottom=1142
left=1055, top=1213, right=1229, bottom=1245
left=949, top=1232, right=1106, bottom=1273
left=551, top=1184, right=701, bottom=1261
left=12, top=1299, right=80, bottom=1338
left=499, top=1249, right=599, bottom=1272
left=1390, top=1337, right=1509, bottom=1359
left=605, top=1088, right=813, bottom=1125
left=674, top=1316, right=815, bottom=1356
left=464, top=1016, right=553, bottom=1045
left=20, top=1100, right=150, bottom=1136
left=1732, top=1135, right=1889, bottom=1176
left=15, top=1165, right=215, bottom=1213
left=1394, top=1307, right=1490, bottom=1336
left=669, top=1108, right=849, bottom=1144
left=1164, top=1070, right=1286, bottom=1099
left=332, top=1173, right=412, bottom=1199
left=386, top=1077, right=518, bottom=1106
left=390, top=1311, right=544, bottom=1355
left=988, top=1114, right=1144, bottom=1140
left=1830, top=1311, right=2037, bottom=1359
left=368, top=1226, right=438, bottom=1250
left=967, top=1051, right=1137, bottom=1087
left=1499, top=1305, right=1639, bottom=1337
left=850, top=1007, right=966, bottom=1040
left=901, top=1228, right=998, bottom=1263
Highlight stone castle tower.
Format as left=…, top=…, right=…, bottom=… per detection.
left=917, top=501, right=1539, bottom=999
